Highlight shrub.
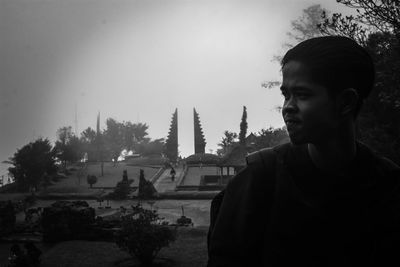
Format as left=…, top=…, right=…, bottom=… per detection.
left=86, top=175, right=97, bottom=188
left=0, top=201, right=16, bottom=236
left=115, top=204, right=176, bottom=266
left=108, top=170, right=134, bottom=199
left=110, top=179, right=133, bottom=199
left=41, top=201, right=95, bottom=242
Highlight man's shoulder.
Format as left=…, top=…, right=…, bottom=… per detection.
left=225, top=143, right=292, bottom=195
left=246, top=142, right=292, bottom=165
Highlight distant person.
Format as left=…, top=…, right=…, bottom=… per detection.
left=207, top=36, right=400, bottom=266
left=170, top=167, right=176, bottom=182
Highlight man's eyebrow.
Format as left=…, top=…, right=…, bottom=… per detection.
left=280, top=86, right=312, bottom=91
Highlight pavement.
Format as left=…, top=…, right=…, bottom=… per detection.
left=153, top=167, right=183, bottom=193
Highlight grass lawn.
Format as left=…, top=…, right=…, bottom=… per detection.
left=41, top=162, right=160, bottom=195
left=39, top=227, right=208, bottom=267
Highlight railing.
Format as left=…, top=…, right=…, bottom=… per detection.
left=150, top=166, right=166, bottom=184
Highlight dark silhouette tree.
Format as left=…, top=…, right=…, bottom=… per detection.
left=86, top=175, right=97, bottom=188
left=239, top=106, right=248, bottom=146
left=95, top=112, right=105, bottom=176
left=7, top=138, right=57, bottom=191
left=104, top=118, right=124, bottom=163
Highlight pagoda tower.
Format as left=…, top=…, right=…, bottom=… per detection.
left=165, top=108, right=178, bottom=162
left=193, top=108, right=206, bottom=154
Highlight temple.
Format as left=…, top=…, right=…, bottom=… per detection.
left=165, top=108, right=178, bottom=162
left=193, top=108, right=206, bottom=154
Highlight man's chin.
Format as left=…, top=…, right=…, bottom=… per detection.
left=288, top=135, right=307, bottom=145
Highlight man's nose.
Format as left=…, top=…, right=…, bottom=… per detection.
left=282, top=97, right=298, bottom=114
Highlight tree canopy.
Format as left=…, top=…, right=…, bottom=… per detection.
left=7, top=138, right=57, bottom=191
left=239, top=106, right=248, bottom=146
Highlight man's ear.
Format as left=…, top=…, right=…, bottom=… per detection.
left=337, top=88, right=359, bottom=116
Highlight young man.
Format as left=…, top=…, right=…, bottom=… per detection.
left=207, top=36, right=400, bottom=266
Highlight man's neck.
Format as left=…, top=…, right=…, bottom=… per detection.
left=307, top=137, right=357, bottom=174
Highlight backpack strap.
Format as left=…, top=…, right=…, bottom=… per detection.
left=246, top=147, right=277, bottom=176
left=245, top=147, right=278, bottom=212
left=207, top=147, right=278, bottom=252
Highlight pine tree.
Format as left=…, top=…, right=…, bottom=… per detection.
left=239, top=106, right=248, bottom=146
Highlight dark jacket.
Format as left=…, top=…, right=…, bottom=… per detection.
left=207, top=142, right=400, bottom=267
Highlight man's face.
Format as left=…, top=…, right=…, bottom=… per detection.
left=281, top=61, right=340, bottom=145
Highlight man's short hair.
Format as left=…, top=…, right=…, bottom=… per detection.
left=281, top=36, right=375, bottom=114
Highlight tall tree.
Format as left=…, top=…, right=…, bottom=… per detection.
left=288, top=4, right=327, bottom=43
left=217, top=131, right=238, bottom=156
left=95, top=112, right=105, bottom=176
left=272, top=4, right=327, bottom=63
left=253, top=127, right=290, bottom=150
left=54, top=126, right=83, bottom=168
left=104, top=118, right=124, bottom=163
left=123, top=122, right=149, bottom=152
left=7, top=138, right=57, bottom=191
left=136, top=138, right=165, bottom=156
left=80, top=127, right=97, bottom=162
left=239, top=106, right=248, bottom=146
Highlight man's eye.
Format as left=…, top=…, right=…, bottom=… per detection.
left=294, top=92, right=310, bottom=99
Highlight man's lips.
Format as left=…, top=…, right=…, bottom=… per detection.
left=284, top=118, right=301, bottom=129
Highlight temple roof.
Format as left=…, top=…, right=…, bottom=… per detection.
left=185, top=153, right=220, bottom=164
left=218, top=145, right=247, bottom=167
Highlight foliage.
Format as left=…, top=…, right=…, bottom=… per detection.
left=136, top=138, right=165, bottom=157
left=217, top=131, right=238, bottom=156
left=86, top=175, right=97, bottom=188
left=124, top=122, right=149, bottom=148
left=8, top=138, right=57, bottom=191
left=54, top=126, right=84, bottom=168
left=109, top=170, right=134, bottom=199
left=319, top=0, right=400, bottom=43
left=80, top=127, right=97, bottom=161
left=104, top=118, right=124, bottom=163
left=289, top=5, right=326, bottom=41
left=271, top=4, right=327, bottom=63
left=239, top=106, right=248, bottom=146
left=42, top=201, right=95, bottom=242
left=115, top=204, right=176, bottom=266
left=252, top=127, right=290, bottom=150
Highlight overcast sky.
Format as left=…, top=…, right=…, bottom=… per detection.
left=0, top=0, right=352, bottom=175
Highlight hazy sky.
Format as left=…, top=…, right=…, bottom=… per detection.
left=0, top=0, right=352, bottom=175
